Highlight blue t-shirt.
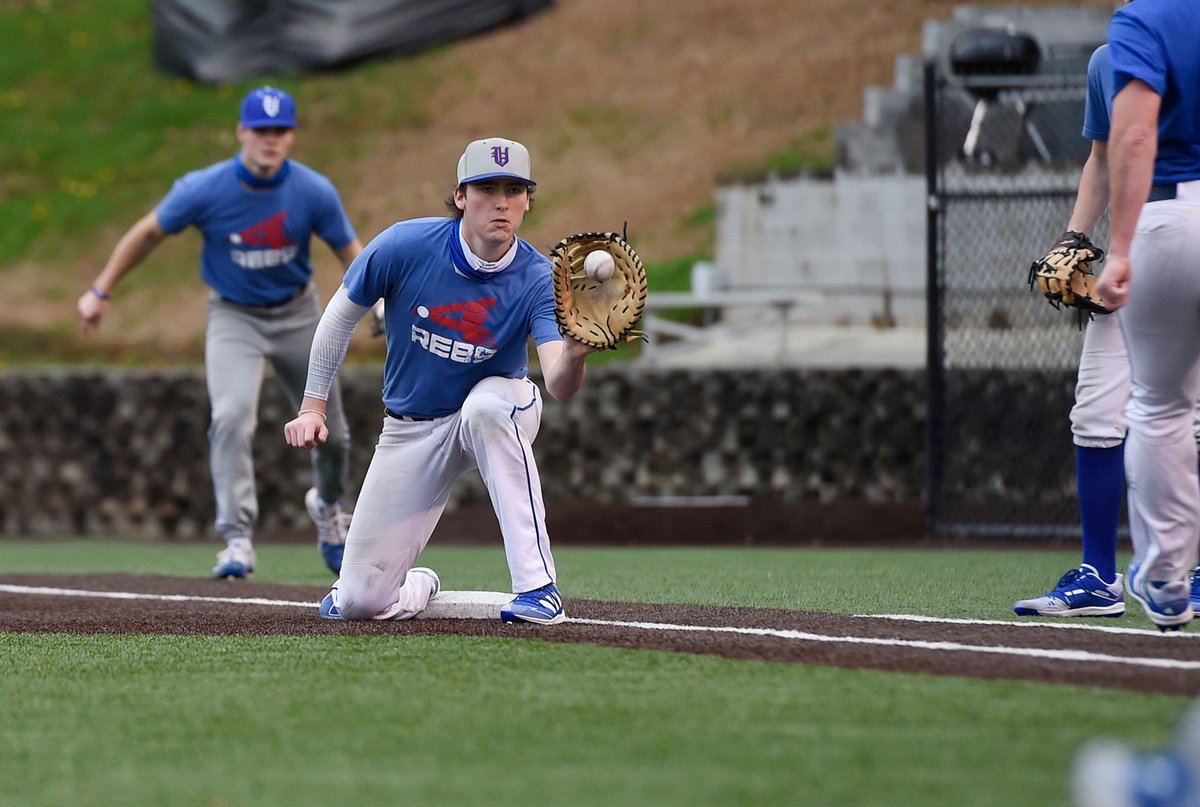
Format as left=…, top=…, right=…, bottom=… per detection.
left=1108, top=0, right=1200, bottom=184
left=343, top=217, right=562, bottom=417
left=1082, top=45, right=1112, bottom=142
left=156, top=158, right=356, bottom=305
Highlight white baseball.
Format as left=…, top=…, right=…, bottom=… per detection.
left=583, top=250, right=615, bottom=281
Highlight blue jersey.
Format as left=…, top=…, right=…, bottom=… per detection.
left=343, top=217, right=562, bottom=417
left=1108, top=0, right=1200, bottom=184
left=156, top=158, right=356, bottom=305
left=1082, top=45, right=1112, bottom=142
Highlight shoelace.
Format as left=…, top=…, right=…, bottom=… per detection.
left=1052, top=567, right=1087, bottom=591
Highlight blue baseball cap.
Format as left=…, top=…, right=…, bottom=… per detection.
left=239, top=86, right=296, bottom=129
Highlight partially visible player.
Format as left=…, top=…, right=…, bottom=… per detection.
left=1095, top=0, right=1200, bottom=630
left=78, top=87, right=363, bottom=578
left=284, top=137, right=594, bottom=623
left=1014, top=42, right=1200, bottom=619
left=1014, top=44, right=1128, bottom=618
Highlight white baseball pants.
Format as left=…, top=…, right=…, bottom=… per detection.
left=1117, top=180, right=1200, bottom=583
left=332, top=376, right=555, bottom=620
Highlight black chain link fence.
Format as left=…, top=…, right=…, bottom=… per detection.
left=925, top=61, right=1113, bottom=539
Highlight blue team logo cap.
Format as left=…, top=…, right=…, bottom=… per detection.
left=239, top=86, right=297, bottom=129
left=457, top=137, right=535, bottom=185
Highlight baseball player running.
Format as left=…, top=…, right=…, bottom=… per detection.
left=78, top=87, right=363, bottom=579
left=284, top=137, right=594, bottom=623
left=1014, top=42, right=1200, bottom=618
left=1094, top=0, right=1200, bottom=630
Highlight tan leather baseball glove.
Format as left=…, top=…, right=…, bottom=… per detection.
left=549, top=231, right=648, bottom=349
left=1029, top=230, right=1109, bottom=314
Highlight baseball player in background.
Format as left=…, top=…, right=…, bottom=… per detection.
left=284, top=137, right=593, bottom=624
left=1014, top=41, right=1200, bottom=618
left=1094, top=0, right=1200, bottom=631
left=78, top=87, right=364, bottom=579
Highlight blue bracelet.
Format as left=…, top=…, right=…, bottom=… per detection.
left=90, top=286, right=111, bottom=301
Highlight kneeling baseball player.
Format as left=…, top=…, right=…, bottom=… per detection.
left=285, top=138, right=605, bottom=623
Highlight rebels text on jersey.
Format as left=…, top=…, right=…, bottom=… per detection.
left=343, top=218, right=561, bottom=418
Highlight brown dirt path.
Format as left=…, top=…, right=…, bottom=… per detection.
left=3, top=573, right=1197, bottom=696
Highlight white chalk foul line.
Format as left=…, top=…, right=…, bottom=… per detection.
left=0, top=584, right=317, bottom=609
left=862, top=613, right=1200, bottom=639
left=3, top=584, right=1197, bottom=671
left=570, top=617, right=1200, bottom=671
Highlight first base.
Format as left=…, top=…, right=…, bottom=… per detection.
left=417, top=590, right=512, bottom=620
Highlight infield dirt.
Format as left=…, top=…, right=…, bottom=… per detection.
left=3, top=571, right=1197, bottom=697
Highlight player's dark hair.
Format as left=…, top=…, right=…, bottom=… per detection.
left=444, top=183, right=536, bottom=219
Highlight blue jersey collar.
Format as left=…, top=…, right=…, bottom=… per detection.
left=235, top=155, right=291, bottom=189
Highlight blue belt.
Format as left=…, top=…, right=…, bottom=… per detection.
left=1147, top=184, right=1177, bottom=203
left=385, top=408, right=434, bottom=422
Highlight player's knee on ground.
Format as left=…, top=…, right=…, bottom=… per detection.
left=334, top=568, right=399, bottom=620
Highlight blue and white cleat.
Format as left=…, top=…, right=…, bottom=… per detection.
left=1190, top=567, right=1200, bottom=611
left=212, top=541, right=256, bottom=579
left=501, top=582, right=566, bottom=625
left=319, top=585, right=341, bottom=620
left=1013, top=564, right=1125, bottom=617
left=1129, top=563, right=1193, bottom=632
left=305, top=488, right=350, bottom=575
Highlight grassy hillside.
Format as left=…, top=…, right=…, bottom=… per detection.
left=1, top=0, right=1114, bottom=364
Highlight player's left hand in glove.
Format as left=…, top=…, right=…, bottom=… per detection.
left=1028, top=230, right=1109, bottom=314
left=549, top=231, right=648, bottom=349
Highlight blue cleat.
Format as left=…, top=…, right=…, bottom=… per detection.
left=319, top=585, right=341, bottom=620
left=501, top=582, right=566, bottom=625
left=306, top=488, right=350, bottom=575
left=212, top=541, right=256, bottom=579
left=1013, top=564, right=1125, bottom=617
left=1190, top=567, right=1200, bottom=611
left=1128, top=563, right=1193, bottom=632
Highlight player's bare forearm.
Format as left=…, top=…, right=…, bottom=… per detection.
left=1107, top=81, right=1160, bottom=261
left=1067, top=140, right=1109, bottom=235
left=539, top=337, right=593, bottom=402
left=334, top=238, right=364, bottom=270
left=78, top=211, right=166, bottom=333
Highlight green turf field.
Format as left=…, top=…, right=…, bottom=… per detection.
left=0, top=541, right=1189, bottom=806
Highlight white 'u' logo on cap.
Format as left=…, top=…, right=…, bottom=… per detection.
left=263, top=95, right=280, bottom=118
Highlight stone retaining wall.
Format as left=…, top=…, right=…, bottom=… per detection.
left=0, top=366, right=929, bottom=537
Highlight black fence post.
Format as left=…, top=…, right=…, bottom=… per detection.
left=924, top=58, right=944, bottom=540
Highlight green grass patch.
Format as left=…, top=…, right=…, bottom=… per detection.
left=0, top=540, right=1190, bottom=805
left=726, top=122, right=836, bottom=179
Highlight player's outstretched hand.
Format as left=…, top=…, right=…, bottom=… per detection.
left=284, top=411, right=329, bottom=450
left=77, top=289, right=107, bottom=334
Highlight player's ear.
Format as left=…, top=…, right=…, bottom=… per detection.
left=454, top=186, right=467, bottom=211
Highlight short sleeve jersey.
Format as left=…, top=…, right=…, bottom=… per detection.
left=1082, top=45, right=1112, bottom=142
left=155, top=158, right=356, bottom=305
left=1108, top=0, right=1200, bottom=184
left=343, top=217, right=562, bottom=418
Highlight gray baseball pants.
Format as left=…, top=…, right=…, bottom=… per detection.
left=205, top=285, right=350, bottom=543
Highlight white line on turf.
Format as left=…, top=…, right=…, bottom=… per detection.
left=568, top=618, right=1200, bottom=671
left=2, top=584, right=1196, bottom=671
left=862, top=613, right=1200, bottom=638
left=0, top=584, right=316, bottom=608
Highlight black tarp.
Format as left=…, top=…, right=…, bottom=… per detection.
left=153, top=0, right=554, bottom=83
